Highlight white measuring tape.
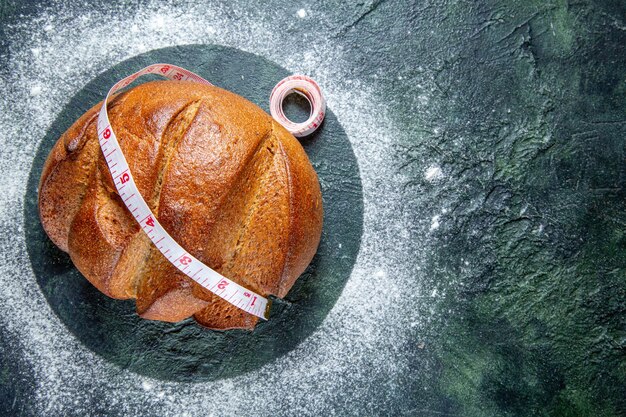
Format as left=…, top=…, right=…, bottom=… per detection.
left=95, top=63, right=325, bottom=320
left=270, top=75, right=326, bottom=137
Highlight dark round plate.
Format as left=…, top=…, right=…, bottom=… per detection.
left=24, top=44, right=363, bottom=382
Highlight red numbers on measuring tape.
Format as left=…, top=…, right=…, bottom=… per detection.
left=96, top=63, right=272, bottom=320
left=243, top=291, right=257, bottom=305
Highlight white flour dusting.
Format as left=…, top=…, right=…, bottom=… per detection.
left=0, top=1, right=439, bottom=415
left=424, top=164, right=443, bottom=182
left=430, top=215, right=441, bottom=231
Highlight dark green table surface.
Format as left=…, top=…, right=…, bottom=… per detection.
left=0, top=1, right=624, bottom=416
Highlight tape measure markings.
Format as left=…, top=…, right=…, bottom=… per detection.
left=96, top=63, right=325, bottom=321
left=269, top=75, right=326, bottom=137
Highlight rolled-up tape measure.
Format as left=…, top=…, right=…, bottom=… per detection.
left=270, top=75, right=326, bottom=137
left=96, top=63, right=325, bottom=321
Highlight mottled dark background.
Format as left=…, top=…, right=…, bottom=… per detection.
left=1, top=0, right=625, bottom=416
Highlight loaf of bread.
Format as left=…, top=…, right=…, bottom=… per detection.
left=38, top=80, right=323, bottom=330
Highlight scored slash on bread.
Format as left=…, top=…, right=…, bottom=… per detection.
left=38, top=80, right=323, bottom=330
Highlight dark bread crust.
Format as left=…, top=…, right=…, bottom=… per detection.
left=38, top=80, right=323, bottom=330
left=272, top=121, right=324, bottom=298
